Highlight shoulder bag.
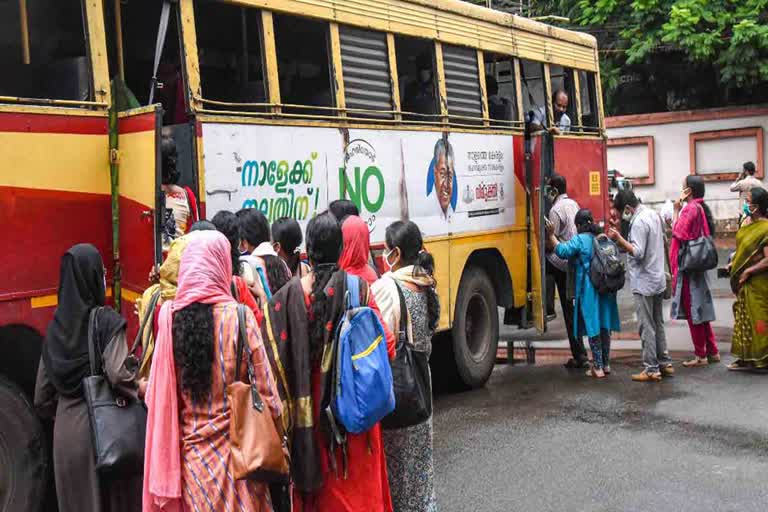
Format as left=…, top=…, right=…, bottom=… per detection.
left=228, top=305, right=290, bottom=483
left=679, top=205, right=718, bottom=273
left=82, top=307, right=147, bottom=475
left=381, top=280, right=432, bottom=430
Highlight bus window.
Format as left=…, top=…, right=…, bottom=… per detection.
left=193, top=0, right=267, bottom=112
left=520, top=59, right=546, bottom=129
left=442, top=44, right=482, bottom=125
left=273, top=14, right=333, bottom=115
left=548, top=64, right=577, bottom=131
left=110, top=0, right=185, bottom=123
left=483, top=53, right=518, bottom=127
left=0, top=0, right=89, bottom=101
left=579, top=70, right=600, bottom=132
left=395, top=35, right=438, bottom=122
left=339, top=26, right=393, bottom=119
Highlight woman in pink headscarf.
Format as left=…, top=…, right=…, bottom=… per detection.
left=143, top=230, right=283, bottom=512
left=339, top=215, right=379, bottom=285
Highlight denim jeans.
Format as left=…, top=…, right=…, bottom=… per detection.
left=634, top=293, right=672, bottom=373
left=588, top=329, right=611, bottom=369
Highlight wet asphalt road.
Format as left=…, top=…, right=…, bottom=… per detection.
left=432, top=356, right=768, bottom=512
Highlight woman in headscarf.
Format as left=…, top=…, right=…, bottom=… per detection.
left=728, top=187, right=768, bottom=370
left=670, top=175, right=719, bottom=367
left=339, top=215, right=378, bottom=285
left=372, top=220, right=440, bottom=512
left=34, top=244, right=141, bottom=512
left=143, top=230, right=283, bottom=512
left=261, top=211, right=394, bottom=512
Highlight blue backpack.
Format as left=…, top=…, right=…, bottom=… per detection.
left=331, top=274, right=395, bottom=434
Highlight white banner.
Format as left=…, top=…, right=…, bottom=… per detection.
left=201, top=124, right=515, bottom=243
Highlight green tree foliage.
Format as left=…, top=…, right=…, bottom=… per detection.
left=577, top=0, right=768, bottom=89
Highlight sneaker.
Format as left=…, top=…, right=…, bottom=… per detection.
left=660, top=365, right=675, bottom=376
left=707, top=354, right=721, bottom=364
left=632, top=370, right=662, bottom=382
left=682, top=357, right=709, bottom=368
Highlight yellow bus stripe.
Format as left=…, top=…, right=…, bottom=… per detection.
left=351, top=335, right=383, bottom=361
left=31, top=288, right=113, bottom=309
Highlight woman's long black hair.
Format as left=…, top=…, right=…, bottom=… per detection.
left=306, top=212, right=343, bottom=360
left=685, top=175, right=716, bottom=235
left=239, top=208, right=290, bottom=293
left=272, top=216, right=304, bottom=275
left=575, top=209, right=602, bottom=236
left=161, top=135, right=180, bottom=185
left=385, top=220, right=439, bottom=331
left=211, top=211, right=240, bottom=277
left=173, top=302, right=214, bottom=404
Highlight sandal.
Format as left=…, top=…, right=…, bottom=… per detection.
left=586, top=367, right=606, bottom=379
left=726, top=361, right=750, bottom=371
left=682, top=357, right=709, bottom=368
left=603, top=366, right=611, bottom=375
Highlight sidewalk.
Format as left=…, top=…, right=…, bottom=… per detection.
left=500, top=246, right=735, bottom=359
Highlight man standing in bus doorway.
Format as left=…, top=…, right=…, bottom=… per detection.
left=427, top=137, right=458, bottom=220
left=530, top=90, right=571, bottom=135
left=545, top=174, right=588, bottom=368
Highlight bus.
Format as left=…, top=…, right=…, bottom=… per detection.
left=0, top=1, right=606, bottom=508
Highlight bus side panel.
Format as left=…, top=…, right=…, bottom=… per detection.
left=0, top=112, right=110, bottom=333
left=525, top=135, right=547, bottom=332
left=553, top=137, right=608, bottom=222
left=118, top=108, right=161, bottom=338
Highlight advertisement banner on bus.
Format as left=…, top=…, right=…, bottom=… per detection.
left=201, top=124, right=515, bottom=242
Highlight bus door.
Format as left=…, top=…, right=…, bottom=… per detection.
left=116, top=105, right=164, bottom=335
left=553, top=137, right=608, bottom=223
left=523, top=130, right=554, bottom=333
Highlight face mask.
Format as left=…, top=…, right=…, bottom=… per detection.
left=383, top=248, right=399, bottom=271
left=622, top=207, right=633, bottom=222
left=545, top=186, right=558, bottom=202
left=681, top=187, right=691, bottom=201
left=743, top=204, right=752, bottom=217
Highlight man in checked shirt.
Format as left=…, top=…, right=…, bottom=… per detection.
left=545, top=174, right=589, bottom=368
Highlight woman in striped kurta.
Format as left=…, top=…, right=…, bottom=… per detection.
left=143, top=230, right=283, bottom=512
left=179, top=302, right=282, bottom=512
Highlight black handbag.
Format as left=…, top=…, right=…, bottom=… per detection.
left=82, top=307, right=147, bottom=475
left=381, top=282, right=432, bottom=430
left=679, top=205, right=718, bottom=273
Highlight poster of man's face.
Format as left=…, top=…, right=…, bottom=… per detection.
left=426, top=138, right=458, bottom=218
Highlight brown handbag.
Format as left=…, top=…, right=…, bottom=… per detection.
left=227, top=305, right=290, bottom=483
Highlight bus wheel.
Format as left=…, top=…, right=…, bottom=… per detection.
left=0, top=377, right=48, bottom=512
left=451, top=267, right=499, bottom=388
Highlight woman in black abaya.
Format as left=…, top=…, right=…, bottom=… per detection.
left=35, top=244, right=140, bottom=512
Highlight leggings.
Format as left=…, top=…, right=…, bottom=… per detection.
left=588, top=329, right=612, bottom=370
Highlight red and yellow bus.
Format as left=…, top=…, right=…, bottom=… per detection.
left=0, top=1, right=606, bottom=508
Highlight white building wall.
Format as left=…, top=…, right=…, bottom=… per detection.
left=606, top=107, right=767, bottom=226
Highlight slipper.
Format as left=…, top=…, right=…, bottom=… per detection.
left=726, top=361, right=750, bottom=371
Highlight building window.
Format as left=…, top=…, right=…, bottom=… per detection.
left=484, top=53, right=518, bottom=127
left=395, top=35, right=438, bottom=122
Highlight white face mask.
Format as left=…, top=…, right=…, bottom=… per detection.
left=383, top=248, right=400, bottom=271
left=622, top=207, right=634, bottom=222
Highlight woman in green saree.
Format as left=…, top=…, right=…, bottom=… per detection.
left=729, top=187, right=768, bottom=370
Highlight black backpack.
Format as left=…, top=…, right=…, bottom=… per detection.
left=589, top=234, right=625, bottom=295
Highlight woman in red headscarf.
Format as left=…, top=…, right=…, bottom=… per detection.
left=339, top=215, right=379, bottom=285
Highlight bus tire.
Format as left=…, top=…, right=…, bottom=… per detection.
left=0, top=376, right=48, bottom=512
left=451, top=267, right=499, bottom=389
